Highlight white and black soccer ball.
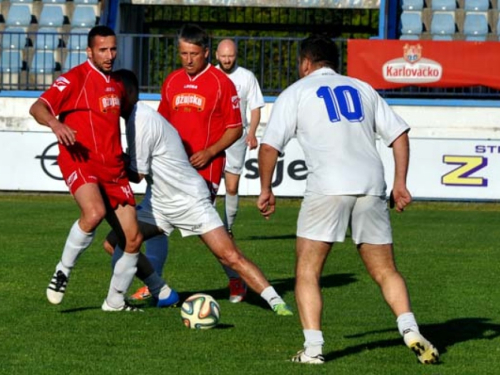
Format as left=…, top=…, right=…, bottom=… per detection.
left=181, top=293, right=220, bottom=330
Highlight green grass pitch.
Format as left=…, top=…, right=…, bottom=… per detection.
left=1, top=194, right=500, bottom=375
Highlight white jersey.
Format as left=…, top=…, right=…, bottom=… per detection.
left=262, top=67, right=410, bottom=196
left=216, top=64, right=265, bottom=128
left=126, top=102, right=211, bottom=215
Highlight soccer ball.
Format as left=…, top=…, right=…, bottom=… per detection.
left=180, top=293, right=220, bottom=330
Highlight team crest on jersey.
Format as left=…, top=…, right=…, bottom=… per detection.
left=99, top=94, right=120, bottom=113
left=53, top=77, right=71, bottom=92
left=173, top=93, right=206, bottom=112
left=231, top=95, right=240, bottom=110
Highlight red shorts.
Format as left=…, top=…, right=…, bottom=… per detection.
left=198, top=155, right=225, bottom=202
left=58, top=153, right=136, bottom=209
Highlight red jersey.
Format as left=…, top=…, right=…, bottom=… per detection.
left=158, top=63, right=242, bottom=189
left=40, top=60, right=125, bottom=169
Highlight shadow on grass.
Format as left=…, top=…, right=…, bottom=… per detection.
left=180, top=273, right=357, bottom=311
left=61, top=306, right=102, bottom=313
left=247, top=234, right=296, bottom=240
left=329, top=317, right=500, bottom=363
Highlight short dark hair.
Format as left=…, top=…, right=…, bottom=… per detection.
left=177, top=24, right=209, bottom=49
left=88, top=25, right=116, bottom=48
left=115, top=69, right=139, bottom=92
left=299, top=35, right=339, bottom=71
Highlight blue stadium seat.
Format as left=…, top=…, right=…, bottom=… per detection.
left=1, top=27, right=28, bottom=49
left=463, top=12, right=489, bottom=37
left=432, top=0, right=457, bottom=11
left=401, top=0, right=424, bottom=11
left=430, top=12, right=456, bottom=35
left=9, top=0, right=33, bottom=3
left=465, top=34, right=487, bottom=41
left=400, top=34, right=420, bottom=40
left=42, top=0, right=67, bottom=3
left=432, top=34, right=454, bottom=40
left=62, top=51, right=87, bottom=72
left=31, top=51, right=58, bottom=74
left=36, top=27, right=63, bottom=50
left=71, top=6, right=97, bottom=28
left=39, top=5, right=66, bottom=27
left=0, top=50, right=24, bottom=73
left=400, top=11, right=423, bottom=36
left=74, top=0, right=99, bottom=4
left=464, top=0, right=489, bottom=11
left=5, top=4, right=32, bottom=27
left=497, top=15, right=500, bottom=38
left=68, top=27, right=90, bottom=50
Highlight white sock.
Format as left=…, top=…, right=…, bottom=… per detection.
left=143, top=273, right=167, bottom=299
left=224, top=193, right=239, bottom=231
left=303, top=329, right=324, bottom=357
left=57, top=220, right=94, bottom=276
left=145, top=235, right=169, bottom=277
left=397, top=312, right=420, bottom=336
left=106, top=251, right=139, bottom=308
left=260, top=286, right=284, bottom=308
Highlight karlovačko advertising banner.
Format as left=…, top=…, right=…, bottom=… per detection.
left=347, top=39, right=500, bottom=90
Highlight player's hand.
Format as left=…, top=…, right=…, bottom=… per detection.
left=246, top=134, right=258, bottom=150
left=50, top=121, right=77, bottom=146
left=391, top=186, right=412, bottom=212
left=190, top=150, right=213, bottom=169
left=257, top=190, right=276, bottom=219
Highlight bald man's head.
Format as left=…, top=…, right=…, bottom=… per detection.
left=216, top=39, right=238, bottom=74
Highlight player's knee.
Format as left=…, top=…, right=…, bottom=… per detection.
left=81, top=207, right=106, bottom=230
left=221, top=249, right=245, bottom=269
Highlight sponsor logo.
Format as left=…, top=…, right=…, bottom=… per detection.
left=121, top=185, right=133, bottom=199
left=105, top=87, right=116, bottom=92
left=35, top=142, right=63, bottom=180
left=173, top=93, right=206, bottom=111
left=382, top=44, right=442, bottom=84
left=183, top=84, right=198, bottom=89
left=53, top=77, right=71, bottom=92
left=67, top=171, right=78, bottom=188
left=231, top=95, right=240, bottom=110
left=99, top=94, right=120, bottom=113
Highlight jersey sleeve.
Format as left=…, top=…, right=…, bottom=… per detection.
left=157, top=78, right=171, bottom=121
left=261, top=86, right=297, bottom=153
left=372, top=88, right=411, bottom=147
left=247, top=73, right=265, bottom=111
left=221, top=78, right=243, bottom=128
left=39, top=74, right=77, bottom=117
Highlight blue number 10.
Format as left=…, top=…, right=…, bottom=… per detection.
left=316, top=85, right=364, bottom=123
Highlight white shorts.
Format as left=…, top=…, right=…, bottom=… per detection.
left=224, top=128, right=247, bottom=175
left=297, top=194, right=392, bottom=245
left=136, top=196, right=223, bottom=237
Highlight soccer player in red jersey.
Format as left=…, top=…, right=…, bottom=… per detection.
left=131, top=24, right=248, bottom=303
left=29, top=25, right=143, bottom=312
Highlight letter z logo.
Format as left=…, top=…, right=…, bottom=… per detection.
left=442, top=155, right=488, bottom=187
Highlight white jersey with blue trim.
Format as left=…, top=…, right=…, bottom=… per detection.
left=126, top=101, right=211, bottom=215
left=216, top=64, right=265, bottom=128
left=261, top=67, right=410, bottom=196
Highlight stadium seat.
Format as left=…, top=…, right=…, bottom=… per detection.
left=1, top=27, right=29, bottom=49
left=463, top=12, right=489, bottom=37
left=36, top=27, right=64, bottom=50
left=401, top=0, right=424, bottom=11
left=400, top=11, right=423, bottom=36
left=39, top=5, right=66, bottom=27
left=430, top=11, right=456, bottom=36
left=62, top=51, right=87, bottom=72
left=431, top=0, right=457, bottom=11
left=42, top=0, right=67, bottom=3
left=497, top=15, right=500, bottom=38
left=432, top=34, right=454, bottom=40
left=464, top=0, right=489, bottom=11
left=0, top=50, right=24, bottom=73
left=30, top=50, right=58, bottom=74
left=74, top=0, right=99, bottom=4
left=5, top=4, right=33, bottom=27
left=67, top=27, right=90, bottom=50
left=400, top=34, right=420, bottom=40
left=70, top=6, right=97, bottom=28
left=9, top=0, right=33, bottom=3
left=465, top=34, right=487, bottom=40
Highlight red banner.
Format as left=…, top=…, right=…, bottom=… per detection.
left=347, top=39, right=500, bottom=90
